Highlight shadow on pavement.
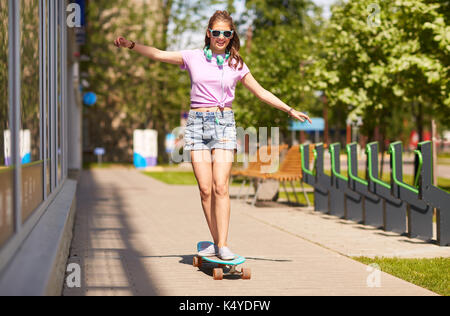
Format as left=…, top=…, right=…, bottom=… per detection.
left=63, top=170, right=160, bottom=296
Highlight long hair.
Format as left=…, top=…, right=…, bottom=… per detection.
left=204, top=10, right=244, bottom=71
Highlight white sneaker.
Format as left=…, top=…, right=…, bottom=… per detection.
left=218, top=247, right=236, bottom=260
left=198, top=244, right=218, bottom=257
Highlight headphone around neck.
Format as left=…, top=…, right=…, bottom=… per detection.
left=203, top=45, right=230, bottom=66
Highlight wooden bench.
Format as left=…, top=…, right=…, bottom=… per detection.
left=249, top=145, right=312, bottom=206
left=231, top=144, right=288, bottom=200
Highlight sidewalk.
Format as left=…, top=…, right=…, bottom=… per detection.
left=63, top=168, right=442, bottom=296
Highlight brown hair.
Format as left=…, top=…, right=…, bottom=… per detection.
left=204, top=10, right=244, bottom=71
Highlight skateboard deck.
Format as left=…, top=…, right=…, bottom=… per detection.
left=193, top=241, right=251, bottom=280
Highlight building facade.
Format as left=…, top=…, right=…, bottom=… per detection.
left=0, top=0, right=82, bottom=295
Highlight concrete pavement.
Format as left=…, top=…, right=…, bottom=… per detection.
left=63, top=168, right=442, bottom=296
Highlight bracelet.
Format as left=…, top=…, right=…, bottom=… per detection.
left=287, top=108, right=294, bottom=116
left=128, top=41, right=136, bottom=50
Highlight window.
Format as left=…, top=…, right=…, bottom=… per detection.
left=44, top=0, right=50, bottom=196
left=57, top=0, right=61, bottom=184
left=0, top=0, right=14, bottom=247
left=0, top=0, right=72, bottom=273
left=20, top=0, right=43, bottom=223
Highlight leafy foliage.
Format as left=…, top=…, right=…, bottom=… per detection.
left=82, top=0, right=221, bottom=162
left=0, top=1, right=9, bottom=166
left=234, top=0, right=324, bottom=140
left=83, top=0, right=449, bottom=163
left=307, top=0, right=449, bottom=143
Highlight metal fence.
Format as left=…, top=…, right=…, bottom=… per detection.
left=301, top=141, right=450, bottom=246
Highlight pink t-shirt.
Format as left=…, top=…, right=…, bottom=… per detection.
left=179, top=49, right=250, bottom=109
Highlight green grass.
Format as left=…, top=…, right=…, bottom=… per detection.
left=438, top=178, right=450, bottom=192
left=438, top=152, right=450, bottom=159
left=143, top=171, right=255, bottom=186
left=278, top=191, right=315, bottom=205
left=353, top=257, right=450, bottom=296
left=143, top=171, right=198, bottom=185
left=83, top=162, right=134, bottom=169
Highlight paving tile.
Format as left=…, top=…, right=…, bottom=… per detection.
left=63, top=169, right=441, bottom=296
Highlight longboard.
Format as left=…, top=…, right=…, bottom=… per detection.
left=193, top=241, right=251, bottom=280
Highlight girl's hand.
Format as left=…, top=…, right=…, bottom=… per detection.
left=289, top=109, right=312, bottom=124
left=114, top=36, right=131, bottom=48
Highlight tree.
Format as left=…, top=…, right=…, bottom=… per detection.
left=81, top=0, right=223, bottom=163
left=234, top=0, right=324, bottom=142
left=0, top=1, right=10, bottom=166
left=307, top=0, right=449, bottom=150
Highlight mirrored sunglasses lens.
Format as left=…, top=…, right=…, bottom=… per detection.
left=212, top=31, right=221, bottom=37
left=224, top=31, right=232, bottom=38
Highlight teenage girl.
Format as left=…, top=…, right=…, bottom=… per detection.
left=114, top=10, right=311, bottom=260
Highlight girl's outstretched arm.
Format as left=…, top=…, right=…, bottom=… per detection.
left=114, top=36, right=183, bottom=66
left=241, top=72, right=312, bottom=123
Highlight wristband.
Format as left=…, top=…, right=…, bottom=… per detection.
left=129, top=41, right=136, bottom=50
left=288, top=108, right=294, bottom=116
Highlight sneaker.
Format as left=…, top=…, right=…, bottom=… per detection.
left=198, top=243, right=218, bottom=257
left=218, top=247, right=236, bottom=260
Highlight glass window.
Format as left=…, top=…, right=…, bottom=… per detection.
left=45, top=0, right=50, bottom=196
left=20, top=0, right=43, bottom=223
left=49, top=0, right=55, bottom=192
left=57, top=0, right=61, bottom=184
left=0, top=0, right=14, bottom=246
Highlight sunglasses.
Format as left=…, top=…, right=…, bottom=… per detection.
left=209, top=28, right=234, bottom=38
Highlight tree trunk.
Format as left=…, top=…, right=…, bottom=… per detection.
left=413, top=102, right=424, bottom=183
left=379, top=129, right=385, bottom=180
left=416, top=101, right=424, bottom=142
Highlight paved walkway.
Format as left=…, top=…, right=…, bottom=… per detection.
left=63, top=168, right=443, bottom=296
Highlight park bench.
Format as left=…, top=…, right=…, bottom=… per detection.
left=231, top=144, right=288, bottom=200
left=248, top=145, right=311, bottom=207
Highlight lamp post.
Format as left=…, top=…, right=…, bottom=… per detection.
left=321, top=93, right=329, bottom=147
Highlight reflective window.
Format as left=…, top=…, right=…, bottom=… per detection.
left=57, top=0, right=61, bottom=183
left=45, top=0, right=50, bottom=196
left=49, top=0, right=55, bottom=192
left=0, top=0, right=14, bottom=247
left=20, top=0, right=43, bottom=222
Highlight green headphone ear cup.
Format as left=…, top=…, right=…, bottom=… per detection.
left=217, top=55, right=224, bottom=66
left=206, top=49, right=212, bottom=60
left=204, top=45, right=212, bottom=60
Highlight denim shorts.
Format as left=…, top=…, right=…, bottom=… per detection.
left=183, top=109, right=237, bottom=152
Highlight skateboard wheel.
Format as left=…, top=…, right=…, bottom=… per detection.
left=213, top=268, right=223, bottom=280
left=241, top=267, right=251, bottom=280
left=193, top=256, right=202, bottom=268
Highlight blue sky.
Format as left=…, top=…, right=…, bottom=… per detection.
left=168, top=0, right=336, bottom=50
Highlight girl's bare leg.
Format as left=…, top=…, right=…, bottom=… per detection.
left=191, top=150, right=218, bottom=244
left=211, top=149, right=234, bottom=248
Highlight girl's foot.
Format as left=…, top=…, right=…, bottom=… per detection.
left=218, top=246, right=236, bottom=260
left=198, top=243, right=218, bottom=257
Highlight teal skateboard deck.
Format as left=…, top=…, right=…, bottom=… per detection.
left=193, top=241, right=251, bottom=280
